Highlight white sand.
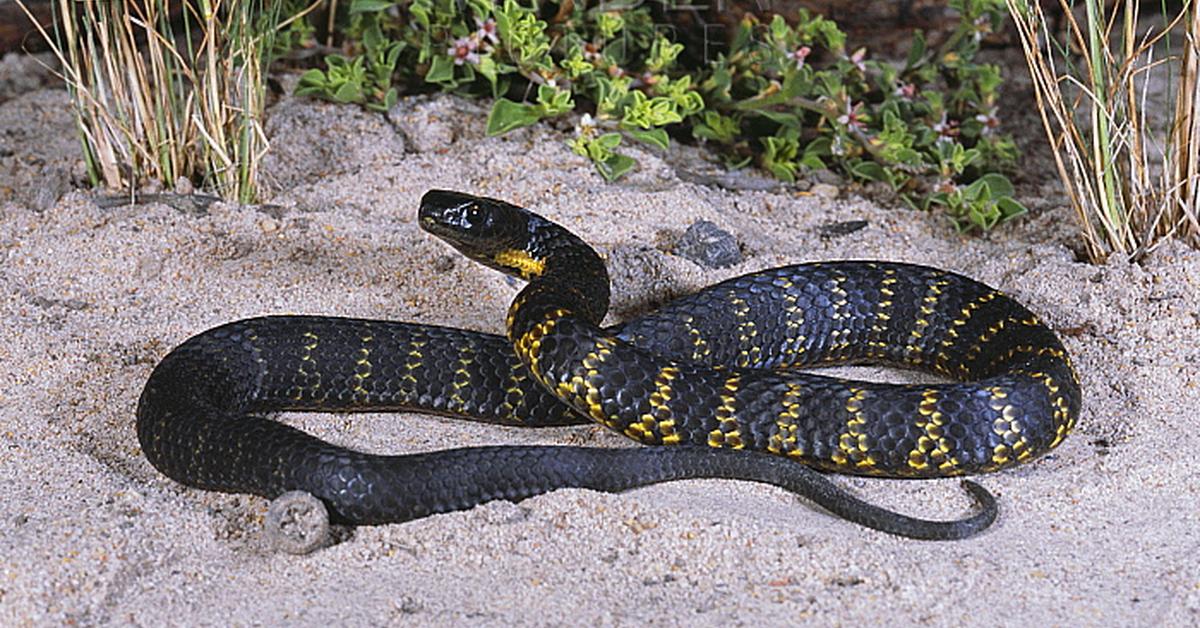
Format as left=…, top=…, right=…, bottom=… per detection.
left=1, top=80, right=1198, bottom=625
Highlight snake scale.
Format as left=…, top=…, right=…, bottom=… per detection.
left=136, top=190, right=1081, bottom=541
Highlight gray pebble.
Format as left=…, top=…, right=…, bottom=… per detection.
left=264, top=491, right=330, bottom=555
left=31, top=167, right=70, bottom=212
left=818, top=219, right=869, bottom=239
left=808, top=169, right=844, bottom=186
left=809, top=183, right=840, bottom=200
left=675, top=220, right=741, bottom=268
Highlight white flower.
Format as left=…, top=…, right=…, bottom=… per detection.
left=574, top=113, right=597, bottom=138
left=933, top=112, right=960, bottom=144
left=975, top=107, right=1000, bottom=135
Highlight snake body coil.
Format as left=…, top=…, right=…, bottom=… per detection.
left=136, top=190, right=1080, bottom=540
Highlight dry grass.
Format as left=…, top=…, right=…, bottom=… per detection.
left=15, top=0, right=289, bottom=203
left=1007, top=0, right=1200, bottom=262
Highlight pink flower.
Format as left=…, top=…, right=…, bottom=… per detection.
left=837, top=100, right=866, bottom=130
left=894, top=82, right=916, bottom=101
left=846, top=47, right=867, bottom=73
left=447, top=36, right=479, bottom=66
left=790, top=45, right=811, bottom=70
left=475, top=17, right=499, bottom=45
left=633, top=71, right=658, bottom=88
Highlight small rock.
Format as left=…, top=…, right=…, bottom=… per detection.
left=675, top=168, right=786, bottom=192
left=265, top=491, right=330, bottom=555
left=140, top=178, right=163, bottom=195
left=818, top=219, right=869, bottom=239
left=809, top=183, right=840, bottom=200
left=808, top=169, right=844, bottom=186
left=30, top=167, right=70, bottom=212
left=675, top=220, right=741, bottom=268
left=861, top=180, right=897, bottom=204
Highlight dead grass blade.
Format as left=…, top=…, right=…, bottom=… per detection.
left=1007, top=0, right=1200, bottom=262
left=15, top=0, right=280, bottom=203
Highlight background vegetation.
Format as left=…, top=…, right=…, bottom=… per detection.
left=17, top=0, right=1200, bottom=261
left=295, top=0, right=1026, bottom=232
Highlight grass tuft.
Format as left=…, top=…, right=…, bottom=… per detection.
left=16, top=0, right=287, bottom=203
left=1007, top=0, right=1200, bottom=262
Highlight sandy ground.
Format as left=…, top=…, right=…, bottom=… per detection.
left=1, top=63, right=1199, bottom=625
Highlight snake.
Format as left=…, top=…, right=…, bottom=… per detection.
left=136, top=190, right=1081, bottom=541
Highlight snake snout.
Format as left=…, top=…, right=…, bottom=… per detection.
left=421, top=189, right=513, bottom=239
left=419, top=190, right=479, bottom=231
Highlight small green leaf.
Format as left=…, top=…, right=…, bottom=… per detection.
left=693, top=111, right=739, bottom=144
left=486, top=98, right=542, bottom=136
left=756, top=110, right=802, bottom=126
left=997, top=196, right=1027, bottom=220
left=597, top=153, right=636, bottom=181
left=333, top=80, right=364, bottom=103
left=410, top=0, right=430, bottom=28
left=976, top=173, right=1014, bottom=197
left=595, top=12, right=624, bottom=39
left=766, top=161, right=796, bottom=182
left=800, top=137, right=831, bottom=170
left=383, top=88, right=398, bottom=110
left=425, top=55, right=456, bottom=84
left=324, top=54, right=352, bottom=71
left=769, top=15, right=790, bottom=43
left=596, top=132, right=623, bottom=151
left=350, top=0, right=395, bottom=13
left=477, top=56, right=498, bottom=91
left=295, top=69, right=329, bottom=94
left=628, top=128, right=669, bottom=150
left=905, top=30, right=927, bottom=70
left=849, top=161, right=888, bottom=183
left=535, top=84, right=574, bottom=116
left=362, top=20, right=385, bottom=51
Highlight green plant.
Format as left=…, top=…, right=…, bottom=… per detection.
left=296, top=7, right=403, bottom=111
left=279, top=0, right=1029, bottom=229
left=1007, top=0, right=1200, bottom=262
left=701, top=6, right=1024, bottom=230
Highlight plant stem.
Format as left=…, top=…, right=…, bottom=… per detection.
left=1084, top=0, right=1126, bottom=255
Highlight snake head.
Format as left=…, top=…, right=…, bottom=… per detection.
left=420, top=189, right=541, bottom=278
left=419, top=189, right=610, bottom=318
left=420, top=190, right=499, bottom=236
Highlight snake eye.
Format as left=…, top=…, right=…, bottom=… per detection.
left=465, top=205, right=485, bottom=229
left=460, top=204, right=499, bottom=236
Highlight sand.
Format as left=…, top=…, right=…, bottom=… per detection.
left=1, top=64, right=1198, bottom=626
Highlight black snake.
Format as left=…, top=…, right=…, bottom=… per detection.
left=136, top=190, right=1081, bottom=540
